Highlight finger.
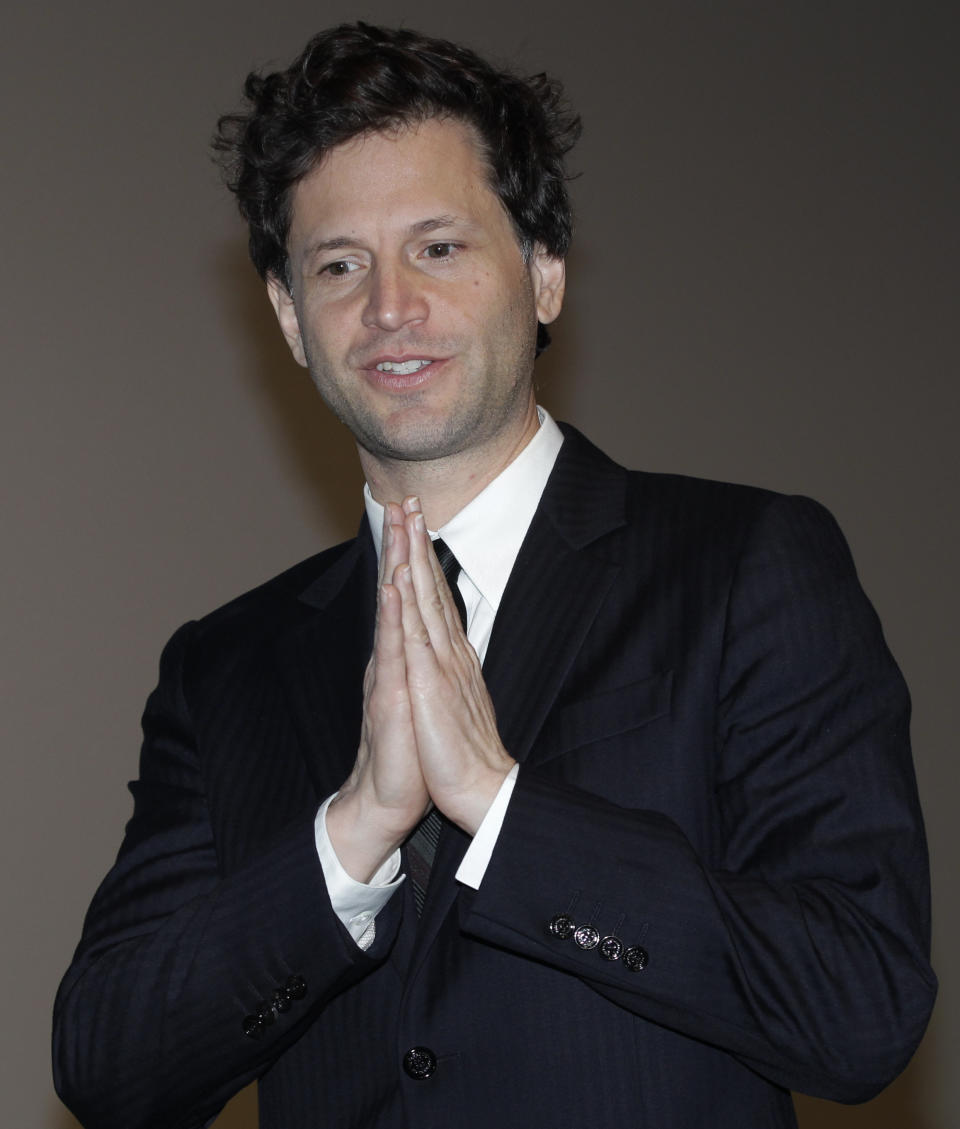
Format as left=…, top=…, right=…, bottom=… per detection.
left=394, top=564, right=438, bottom=679
left=406, top=511, right=459, bottom=650
left=380, top=503, right=408, bottom=583
left=399, top=497, right=450, bottom=601
left=427, top=536, right=464, bottom=631
left=371, top=581, right=407, bottom=692
left=376, top=513, right=408, bottom=630
left=399, top=498, right=462, bottom=642
left=426, top=536, right=467, bottom=641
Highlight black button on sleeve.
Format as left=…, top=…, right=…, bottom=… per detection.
left=273, top=987, right=292, bottom=1013
left=285, top=974, right=308, bottom=999
left=242, top=1015, right=263, bottom=1039
left=623, top=945, right=649, bottom=971
left=402, top=1046, right=438, bottom=1080
left=573, top=924, right=600, bottom=950
left=256, top=1000, right=276, bottom=1027
left=548, top=913, right=576, bottom=939
left=598, top=935, right=624, bottom=961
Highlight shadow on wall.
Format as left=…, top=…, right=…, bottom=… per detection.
left=215, top=239, right=366, bottom=542
left=793, top=1048, right=935, bottom=1129
left=214, top=1083, right=259, bottom=1127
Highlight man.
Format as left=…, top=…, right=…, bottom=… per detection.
left=53, top=23, right=935, bottom=1129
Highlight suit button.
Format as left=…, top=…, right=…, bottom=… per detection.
left=624, top=945, right=649, bottom=971
left=285, top=974, right=308, bottom=1000
left=273, top=987, right=292, bottom=1013
left=598, top=935, right=624, bottom=961
left=573, top=924, right=600, bottom=950
left=548, top=913, right=576, bottom=939
left=402, top=1046, right=437, bottom=1080
left=256, top=1000, right=276, bottom=1026
left=242, top=1015, right=262, bottom=1039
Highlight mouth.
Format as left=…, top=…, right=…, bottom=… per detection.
left=375, top=358, right=433, bottom=376
left=362, top=355, right=448, bottom=391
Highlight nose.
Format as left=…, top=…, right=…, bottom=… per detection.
left=361, top=260, right=429, bottom=332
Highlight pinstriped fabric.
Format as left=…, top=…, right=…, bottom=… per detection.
left=482, top=495, right=623, bottom=766
left=53, top=540, right=384, bottom=1129
left=53, top=425, right=933, bottom=1129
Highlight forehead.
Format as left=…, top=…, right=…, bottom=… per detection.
left=287, top=118, right=506, bottom=246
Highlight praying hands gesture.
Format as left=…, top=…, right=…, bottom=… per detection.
left=326, top=497, right=516, bottom=882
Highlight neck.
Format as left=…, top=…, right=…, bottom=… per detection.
left=360, top=401, right=540, bottom=529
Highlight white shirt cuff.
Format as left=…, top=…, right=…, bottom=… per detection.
left=456, top=764, right=519, bottom=889
left=315, top=793, right=404, bottom=949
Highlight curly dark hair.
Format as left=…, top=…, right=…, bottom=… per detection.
left=214, top=22, right=581, bottom=349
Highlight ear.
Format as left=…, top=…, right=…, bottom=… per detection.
left=529, top=246, right=565, bottom=325
left=266, top=273, right=308, bottom=367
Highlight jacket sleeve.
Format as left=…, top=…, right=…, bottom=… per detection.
left=52, top=621, right=399, bottom=1129
left=460, top=494, right=936, bottom=1103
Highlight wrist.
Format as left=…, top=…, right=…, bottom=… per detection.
left=326, top=788, right=412, bottom=883
left=443, top=760, right=516, bottom=837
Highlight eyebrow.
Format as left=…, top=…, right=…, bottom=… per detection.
left=303, top=215, right=479, bottom=259
left=413, top=215, right=474, bottom=235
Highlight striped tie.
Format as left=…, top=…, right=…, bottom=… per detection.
left=407, top=538, right=467, bottom=915
left=431, top=538, right=469, bottom=634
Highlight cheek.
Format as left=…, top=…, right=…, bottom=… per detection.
left=299, top=302, right=350, bottom=353
left=462, top=268, right=520, bottom=322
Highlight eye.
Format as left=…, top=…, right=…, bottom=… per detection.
left=423, top=242, right=458, bottom=260
left=322, top=259, right=359, bottom=277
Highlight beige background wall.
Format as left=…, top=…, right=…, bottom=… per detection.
left=3, top=2, right=955, bottom=1126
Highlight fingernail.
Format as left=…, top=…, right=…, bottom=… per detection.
left=414, top=513, right=425, bottom=533
left=405, top=495, right=421, bottom=513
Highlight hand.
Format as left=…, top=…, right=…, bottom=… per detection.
left=326, top=504, right=430, bottom=881
left=395, top=500, right=516, bottom=835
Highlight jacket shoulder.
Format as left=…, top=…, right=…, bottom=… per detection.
left=159, top=535, right=367, bottom=683
left=559, top=421, right=780, bottom=507
left=198, top=537, right=360, bottom=625
left=558, top=421, right=818, bottom=536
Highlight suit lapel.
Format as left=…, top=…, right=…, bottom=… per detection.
left=486, top=424, right=627, bottom=763
left=414, top=427, right=628, bottom=949
left=483, top=526, right=621, bottom=765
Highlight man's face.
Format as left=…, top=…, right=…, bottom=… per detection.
left=268, top=117, right=564, bottom=467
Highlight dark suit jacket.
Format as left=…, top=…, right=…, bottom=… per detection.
left=53, top=425, right=935, bottom=1129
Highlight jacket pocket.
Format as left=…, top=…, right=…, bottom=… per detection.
left=529, top=670, right=673, bottom=766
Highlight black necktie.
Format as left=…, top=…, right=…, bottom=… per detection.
left=406, top=538, right=467, bottom=915
left=431, top=537, right=468, bottom=633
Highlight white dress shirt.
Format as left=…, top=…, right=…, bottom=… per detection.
left=315, top=408, right=564, bottom=945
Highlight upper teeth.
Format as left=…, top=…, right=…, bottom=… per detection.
left=376, top=359, right=432, bottom=375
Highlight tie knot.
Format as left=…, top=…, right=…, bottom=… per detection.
left=432, top=537, right=461, bottom=587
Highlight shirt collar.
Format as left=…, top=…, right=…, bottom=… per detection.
left=364, top=407, right=564, bottom=612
